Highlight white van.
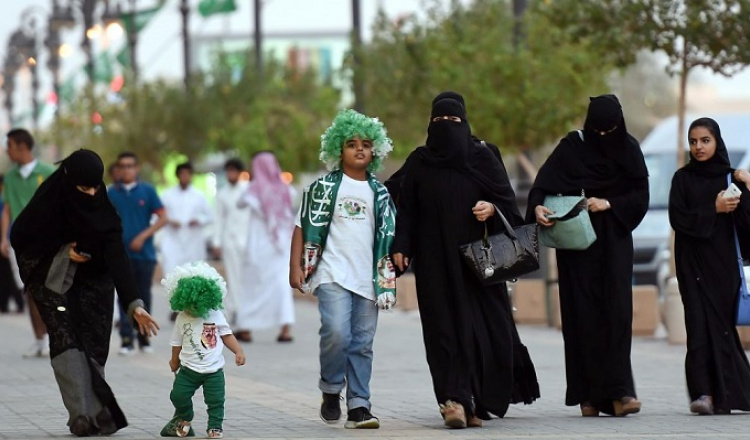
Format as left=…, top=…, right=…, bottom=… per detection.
left=633, top=113, right=750, bottom=296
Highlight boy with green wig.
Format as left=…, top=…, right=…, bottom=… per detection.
left=161, top=261, right=246, bottom=439
left=289, top=109, right=397, bottom=429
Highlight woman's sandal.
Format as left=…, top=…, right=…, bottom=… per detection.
left=613, top=396, right=641, bottom=417
left=580, top=402, right=600, bottom=417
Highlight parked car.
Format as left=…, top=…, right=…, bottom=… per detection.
left=632, top=113, right=750, bottom=297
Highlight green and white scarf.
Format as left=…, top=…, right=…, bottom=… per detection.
left=299, top=170, right=396, bottom=299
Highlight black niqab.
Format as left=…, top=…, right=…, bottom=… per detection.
left=681, top=117, right=733, bottom=177
left=416, top=96, right=517, bottom=211
left=11, top=149, right=122, bottom=268
left=530, top=94, right=648, bottom=198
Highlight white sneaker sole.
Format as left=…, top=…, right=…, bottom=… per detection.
left=344, top=419, right=380, bottom=429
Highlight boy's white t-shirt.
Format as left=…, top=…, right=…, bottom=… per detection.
left=170, top=310, right=233, bottom=374
left=296, top=174, right=375, bottom=300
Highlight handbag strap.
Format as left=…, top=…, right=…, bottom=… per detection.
left=482, top=205, right=517, bottom=245
left=728, top=173, right=750, bottom=299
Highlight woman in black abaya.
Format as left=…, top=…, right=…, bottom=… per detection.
left=10, top=149, right=159, bottom=436
left=669, top=117, right=750, bottom=415
left=391, top=95, right=539, bottom=429
left=526, top=95, right=649, bottom=417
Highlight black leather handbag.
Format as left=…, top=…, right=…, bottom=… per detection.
left=459, top=205, right=540, bottom=285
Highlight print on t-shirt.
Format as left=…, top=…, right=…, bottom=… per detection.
left=201, top=323, right=218, bottom=349
left=338, top=196, right=368, bottom=220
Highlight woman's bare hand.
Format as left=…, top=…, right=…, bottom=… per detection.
left=133, top=307, right=160, bottom=337
left=472, top=201, right=495, bottom=222
left=535, top=205, right=555, bottom=227
left=716, top=192, right=740, bottom=213
left=68, top=242, right=91, bottom=263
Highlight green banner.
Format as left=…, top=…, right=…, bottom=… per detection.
left=198, top=0, right=237, bottom=17
left=94, top=52, right=114, bottom=83
left=121, top=2, right=165, bottom=34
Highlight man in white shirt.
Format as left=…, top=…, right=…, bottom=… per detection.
left=211, top=158, right=250, bottom=325
left=160, top=162, right=212, bottom=290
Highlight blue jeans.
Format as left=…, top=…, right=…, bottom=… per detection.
left=315, top=283, right=378, bottom=411
left=119, top=259, right=156, bottom=347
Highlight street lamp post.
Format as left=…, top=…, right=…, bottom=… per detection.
left=80, top=0, right=98, bottom=82
left=47, top=0, right=76, bottom=115
left=351, top=0, right=364, bottom=113
left=180, top=0, right=191, bottom=89
left=253, top=0, right=262, bottom=78
left=126, top=0, right=138, bottom=80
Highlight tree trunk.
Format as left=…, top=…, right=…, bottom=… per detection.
left=670, top=52, right=690, bottom=277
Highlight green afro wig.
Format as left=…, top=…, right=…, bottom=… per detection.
left=162, top=261, right=227, bottom=319
left=320, top=109, right=393, bottom=173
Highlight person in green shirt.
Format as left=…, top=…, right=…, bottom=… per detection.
left=1, top=128, right=55, bottom=358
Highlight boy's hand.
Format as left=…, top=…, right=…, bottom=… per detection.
left=377, top=292, right=396, bottom=311
left=289, top=266, right=307, bottom=292
left=169, top=358, right=180, bottom=372
left=235, top=352, right=246, bottom=366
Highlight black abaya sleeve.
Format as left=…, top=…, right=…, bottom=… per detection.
left=669, top=172, right=718, bottom=239
left=102, top=231, right=143, bottom=317
left=732, top=179, right=750, bottom=259
left=525, top=187, right=547, bottom=224
left=391, top=152, right=419, bottom=262
left=607, top=176, right=649, bottom=233
left=472, top=145, right=524, bottom=228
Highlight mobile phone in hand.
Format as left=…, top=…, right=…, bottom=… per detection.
left=723, top=182, right=742, bottom=199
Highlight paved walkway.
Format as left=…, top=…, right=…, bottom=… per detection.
left=1, top=286, right=750, bottom=439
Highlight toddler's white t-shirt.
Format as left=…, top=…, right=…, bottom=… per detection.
left=170, top=310, right=232, bottom=374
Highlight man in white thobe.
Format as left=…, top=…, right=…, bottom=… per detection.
left=211, top=158, right=250, bottom=325
left=160, top=162, right=212, bottom=279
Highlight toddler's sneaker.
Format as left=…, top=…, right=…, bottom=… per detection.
left=344, top=407, right=380, bottom=429
left=207, top=428, right=223, bottom=438
left=159, top=417, right=194, bottom=437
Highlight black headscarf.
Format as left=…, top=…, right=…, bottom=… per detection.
left=420, top=97, right=471, bottom=167
left=681, top=117, right=732, bottom=177
left=11, top=149, right=122, bottom=268
left=531, top=94, right=648, bottom=195
left=431, top=91, right=465, bottom=108
left=415, top=94, right=517, bottom=209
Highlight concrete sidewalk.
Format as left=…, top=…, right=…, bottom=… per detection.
left=1, top=286, right=750, bottom=439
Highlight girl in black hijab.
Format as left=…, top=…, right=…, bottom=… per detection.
left=526, top=94, right=649, bottom=417
left=669, top=117, right=750, bottom=415
left=11, top=149, right=159, bottom=436
left=392, top=95, right=539, bottom=429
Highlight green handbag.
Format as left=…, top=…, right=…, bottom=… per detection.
left=539, top=192, right=597, bottom=250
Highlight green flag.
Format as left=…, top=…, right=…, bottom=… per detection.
left=94, top=52, right=114, bottom=83
left=59, top=75, right=77, bottom=105
left=121, top=3, right=165, bottom=34
left=116, top=46, right=129, bottom=68
left=198, top=0, right=237, bottom=17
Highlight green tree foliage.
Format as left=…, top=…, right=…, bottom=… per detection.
left=539, top=0, right=750, bottom=165
left=609, top=52, right=678, bottom=141
left=43, top=53, right=341, bottom=178
left=353, top=0, right=610, bottom=155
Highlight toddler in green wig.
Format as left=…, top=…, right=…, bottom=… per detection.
left=161, top=261, right=246, bottom=439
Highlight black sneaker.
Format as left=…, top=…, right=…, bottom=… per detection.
left=320, top=393, right=341, bottom=423
left=345, top=407, right=380, bottom=429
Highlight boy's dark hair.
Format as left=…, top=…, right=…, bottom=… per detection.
left=6, top=129, right=34, bottom=150
left=224, top=158, right=245, bottom=171
left=116, top=151, right=139, bottom=164
left=175, top=162, right=194, bottom=176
